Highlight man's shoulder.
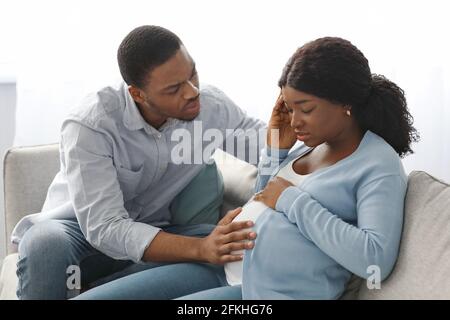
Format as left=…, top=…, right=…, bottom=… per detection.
left=199, top=83, right=233, bottom=104
left=199, top=83, right=241, bottom=116
left=65, top=82, right=126, bottom=128
left=200, top=83, right=222, bottom=96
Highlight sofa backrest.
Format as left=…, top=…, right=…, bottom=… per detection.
left=3, top=144, right=60, bottom=254
left=358, top=170, right=450, bottom=299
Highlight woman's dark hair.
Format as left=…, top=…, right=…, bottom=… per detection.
left=278, top=37, right=419, bottom=157
left=117, top=25, right=182, bottom=88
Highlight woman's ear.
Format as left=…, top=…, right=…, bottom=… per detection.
left=344, top=105, right=352, bottom=116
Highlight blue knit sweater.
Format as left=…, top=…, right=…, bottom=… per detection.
left=242, top=130, right=407, bottom=299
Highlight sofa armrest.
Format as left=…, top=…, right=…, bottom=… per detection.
left=0, top=253, right=18, bottom=299
left=3, top=144, right=60, bottom=254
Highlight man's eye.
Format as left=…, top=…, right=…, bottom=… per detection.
left=169, top=87, right=180, bottom=94
left=302, top=109, right=313, bottom=114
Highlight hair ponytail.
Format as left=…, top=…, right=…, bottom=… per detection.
left=354, top=74, right=419, bottom=157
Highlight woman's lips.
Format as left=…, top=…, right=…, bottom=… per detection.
left=296, top=132, right=310, bottom=141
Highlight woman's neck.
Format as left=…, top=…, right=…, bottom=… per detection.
left=325, top=125, right=365, bottom=158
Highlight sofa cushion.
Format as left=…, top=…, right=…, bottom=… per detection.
left=358, top=171, right=450, bottom=299
left=170, top=160, right=224, bottom=225
left=212, top=149, right=257, bottom=216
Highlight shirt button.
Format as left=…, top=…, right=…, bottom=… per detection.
left=157, top=134, right=162, bottom=138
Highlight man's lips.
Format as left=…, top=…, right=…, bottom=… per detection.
left=184, top=98, right=200, bottom=111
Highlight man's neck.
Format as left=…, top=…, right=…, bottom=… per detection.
left=136, top=102, right=167, bottom=129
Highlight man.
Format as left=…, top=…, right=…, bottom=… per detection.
left=12, top=25, right=266, bottom=299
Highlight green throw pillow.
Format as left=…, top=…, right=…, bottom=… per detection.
left=169, top=160, right=224, bottom=225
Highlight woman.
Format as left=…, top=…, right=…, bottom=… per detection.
left=179, top=36, right=419, bottom=299
left=76, top=37, right=418, bottom=300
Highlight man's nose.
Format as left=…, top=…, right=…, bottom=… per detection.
left=183, top=81, right=199, bottom=100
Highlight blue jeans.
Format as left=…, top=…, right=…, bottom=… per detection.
left=176, top=285, right=242, bottom=300
left=17, top=218, right=217, bottom=300
left=74, top=263, right=235, bottom=300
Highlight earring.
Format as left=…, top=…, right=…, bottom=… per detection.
left=346, top=109, right=351, bottom=116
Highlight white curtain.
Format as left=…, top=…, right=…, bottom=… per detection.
left=2, top=0, right=450, bottom=182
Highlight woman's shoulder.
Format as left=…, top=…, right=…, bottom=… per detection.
left=354, top=130, right=407, bottom=183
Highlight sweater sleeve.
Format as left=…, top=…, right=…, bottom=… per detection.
left=254, top=147, right=290, bottom=193
left=275, top=174, right=407, bottom=280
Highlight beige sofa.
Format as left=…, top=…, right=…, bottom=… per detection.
left=2, top=144, right=450, bottom=299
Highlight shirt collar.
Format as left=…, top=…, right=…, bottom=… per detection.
left=122, top=83, right=147, bottom=132
left=122, top=82, right=182, bottom=134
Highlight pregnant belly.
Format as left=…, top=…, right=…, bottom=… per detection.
left=242, top=212, right=349, bottom=299
left=232, top=199, right=268, bottom=224
left=224, top=199, right=268, bottom=285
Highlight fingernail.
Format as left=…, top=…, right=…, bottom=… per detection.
left=249, top=232, right=256, bottom=238
left=247, top=221, right=254, bottom=227
left=247, top=242, right=254, bottom=248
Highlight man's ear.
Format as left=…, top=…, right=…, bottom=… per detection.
left=128, top=85, right=146, bottom=105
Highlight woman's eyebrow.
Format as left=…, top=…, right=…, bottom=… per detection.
left=294, top=99, right=311, bottom=105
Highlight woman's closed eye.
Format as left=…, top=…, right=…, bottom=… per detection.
left=285, top=101, right=314, bottom=114
left=301, top=108, right=314, bottom=114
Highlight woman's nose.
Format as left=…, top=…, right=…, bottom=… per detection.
left=290, top=112, right=304, bottom=129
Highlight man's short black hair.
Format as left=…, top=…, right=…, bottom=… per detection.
left=117, top=25, right=182, bottom=88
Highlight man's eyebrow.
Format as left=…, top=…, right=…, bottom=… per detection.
left=164, top=63, right=197, bottom=91
left=164, top=81, right=182, bottom=91
left=190, top=62, right=197, bottom=77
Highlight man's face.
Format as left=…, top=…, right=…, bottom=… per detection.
left=129, top=45, right=201, bottom=127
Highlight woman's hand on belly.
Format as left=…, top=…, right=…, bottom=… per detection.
left=254, top=177, right=294, bottom=209
left=198, top=207, right=257, bottom=265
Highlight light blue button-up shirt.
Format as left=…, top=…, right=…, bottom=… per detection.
left=12, top=82, right=266, bottom=262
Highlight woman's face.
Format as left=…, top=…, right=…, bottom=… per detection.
left=281, top=86, right=350, bottom=147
